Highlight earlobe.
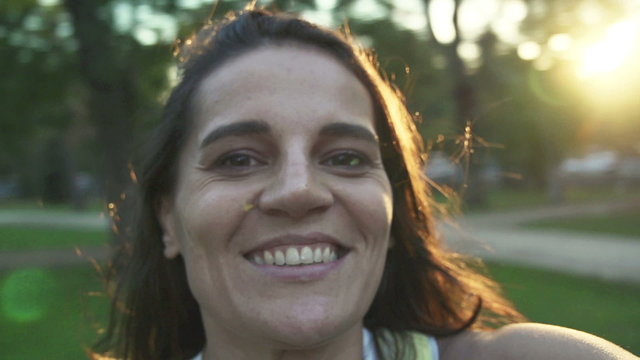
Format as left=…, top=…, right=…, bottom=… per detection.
left=158, top=199, right=181, bottom=259
left=163, top=233, right=181, bottom=259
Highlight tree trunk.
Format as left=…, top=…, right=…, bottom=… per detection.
left=64, top=0, right=136, bottom=235
left=423, top=0, right=487, bottom=207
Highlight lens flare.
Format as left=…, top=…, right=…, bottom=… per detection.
left=517, top=41, right=541, bottom=61
left=578, top=20, right=640, bottom=79
left=1, top=268, right=56, bottom=323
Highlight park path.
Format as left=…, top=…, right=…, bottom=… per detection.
left=0, top=209, right=110, bottom=270
left=0, top=209, right=107, bottom=229
left=440, top=196, right=640, bottom=284
left=1, top=198, right=639, bottom=283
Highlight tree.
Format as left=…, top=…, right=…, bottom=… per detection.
left=420, top=0, right=488, bottom=206
left=0, top=1, right=81, bottom=199
left=64, top=0, right=141, bottom=218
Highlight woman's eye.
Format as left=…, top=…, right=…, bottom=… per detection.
left=323, top=152, right=370, bottom=168
left=214, top=153, right=264, bottom=170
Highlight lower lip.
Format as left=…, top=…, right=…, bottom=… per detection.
left=248, top=253, right=348, bottom=282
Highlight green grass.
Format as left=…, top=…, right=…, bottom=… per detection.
left=523, top=207, right=640, bottom=239
left=0, top=226, right=107, bottom=251
left=489, top=262, right=640, bottom=355
left=0, top=265, right=108, bottom=360
left=464, top=186, right=640, bottom=213
left=564, top=186, right=640, bottom=204
left=484, top=188, right=549, bottom=211
left=0, top=199, right=74, bottom=211
left=0, top=198, right=105, bottom=212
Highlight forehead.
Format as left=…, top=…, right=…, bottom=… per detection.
left=190, top=45, right=375, bottom=136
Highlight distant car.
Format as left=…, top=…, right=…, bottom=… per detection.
left=558, top=150, right=640, bottom=185
left=425, top=152, right=463, bottom=186
left=559, top=151, right=618, bottom=178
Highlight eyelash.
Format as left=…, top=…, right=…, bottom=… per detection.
left=213, top=152, right=266, bottom=172
left=209, top=150, right=372, bottom=175
left=321, top=150, right=371, bottom=169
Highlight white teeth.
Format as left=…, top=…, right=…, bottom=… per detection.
left=286, top=247, right=301, bottom=265
left=264, top=250, right=274, bottom=265
left=300, top=246, right=314, bottom=264
left=274, top=250, right=285, bottom=265
left=251, top=246, right=340, bottom=266
left=329, top=251, right=337, bottom=262
left=322, top=247, right=331, bottom=263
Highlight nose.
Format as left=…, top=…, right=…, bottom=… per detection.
left=257, top=154, right=333, bottom=219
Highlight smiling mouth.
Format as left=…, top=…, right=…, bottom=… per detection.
left=245, top=244, right=349, bottom=267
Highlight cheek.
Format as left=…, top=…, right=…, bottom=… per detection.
left=173, top=184, right=256, bottom=309
left=343, top=179, right=393, bottom=229
left=333, top=177, right=393, bottom=250
left=178, top=182, right=253, bottom=237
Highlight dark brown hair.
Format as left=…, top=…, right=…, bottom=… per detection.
left=94, top=8, right=523, bottom=360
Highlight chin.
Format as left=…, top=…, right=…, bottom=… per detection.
left=259, top=304, right=357, bottom=348
left=266, top=324, right=350, bottom=349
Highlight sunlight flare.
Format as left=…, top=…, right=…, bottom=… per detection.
left=578, top=20, right=640, bottom=79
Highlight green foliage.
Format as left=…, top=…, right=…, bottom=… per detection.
left=2, top=0, right=638, bottom=205
left=0, top=2, right=80, bottom=178
left=472, top=56, right=574, bottom=187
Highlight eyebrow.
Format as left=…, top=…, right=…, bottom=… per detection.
left=199, top=120, right=378, bottom=149
left=199, top=120, right=271, bottom=149
left=319, top=122, right=379, bottom=144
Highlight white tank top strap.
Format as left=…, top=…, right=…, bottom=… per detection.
left=363, top=328, right=439, bottom=360
left=363, top=327, right=377, bottom=360
left=427, top=333, right=440, bottom=360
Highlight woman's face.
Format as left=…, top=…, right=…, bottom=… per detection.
left=160, top=45, right=393, bottom=349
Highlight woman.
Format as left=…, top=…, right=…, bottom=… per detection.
left=94, top=7, right=636, bottom=360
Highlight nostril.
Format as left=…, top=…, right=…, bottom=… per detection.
left=257, top=178, right=333, bottom=218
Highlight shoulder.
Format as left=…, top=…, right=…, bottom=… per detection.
left=437, top=323, right=637, bottom=360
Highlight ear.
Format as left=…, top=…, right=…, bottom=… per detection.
left=157, top=198, right=182, bottom=259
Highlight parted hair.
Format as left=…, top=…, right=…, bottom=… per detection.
left=93, top=7, right=523, bottom=360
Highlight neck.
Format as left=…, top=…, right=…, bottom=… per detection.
left=201, top=321, right=364, bottom=360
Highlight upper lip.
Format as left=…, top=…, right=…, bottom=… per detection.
left=242, top=232, right=347, bottom=255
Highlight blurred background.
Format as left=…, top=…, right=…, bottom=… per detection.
left=0, top=0, right=639, bottom=358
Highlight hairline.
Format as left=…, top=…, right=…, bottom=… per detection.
left=175, top=38, right=388, bottom=180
